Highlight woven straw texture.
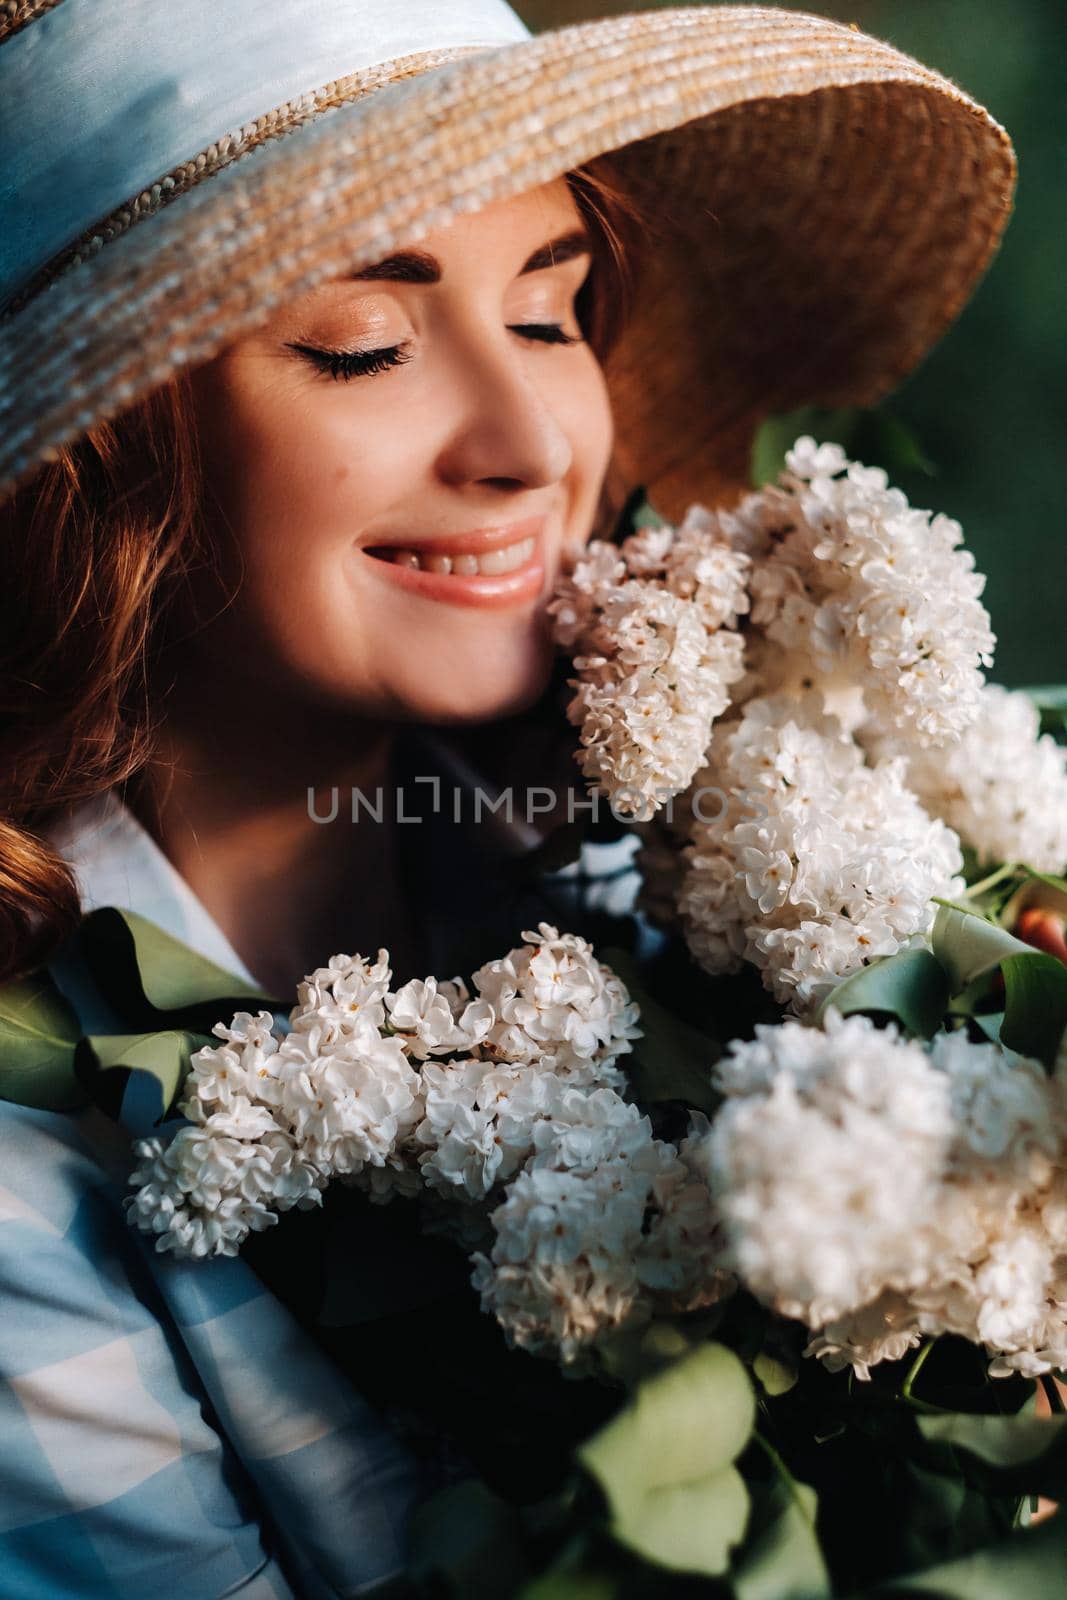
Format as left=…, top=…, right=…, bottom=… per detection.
left=0, top=5, right=1016, bottom=516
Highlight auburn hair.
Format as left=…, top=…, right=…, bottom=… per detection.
left=0, top=158, right=644, bottom=984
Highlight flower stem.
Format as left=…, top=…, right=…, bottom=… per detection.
left=901, top=1339, right=935, bottom=1403
left=963, top=861, right=1021, bottom=902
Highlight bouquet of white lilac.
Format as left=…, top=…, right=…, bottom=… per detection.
left=120, top=909, right=1067, bottom=1596
left=126, top=915, right=1067, bottom=1390
left=549, top=437, right=1067, bottom=1015
left=116, top=437, right=1067, bottom=1597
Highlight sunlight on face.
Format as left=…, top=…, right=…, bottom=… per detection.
left=185, top=177, right=615, bottom=724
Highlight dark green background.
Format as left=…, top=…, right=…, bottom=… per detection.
left=519, top=0, right=1065, bottom=687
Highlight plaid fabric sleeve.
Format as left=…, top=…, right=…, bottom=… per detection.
left=0, top=1099, right=422, bottom=1600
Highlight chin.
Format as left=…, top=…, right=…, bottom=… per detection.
left=408, top=643, right=554, bottom=727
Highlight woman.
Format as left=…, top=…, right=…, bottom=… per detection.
left=0, top=1, right=1015, bottom=1595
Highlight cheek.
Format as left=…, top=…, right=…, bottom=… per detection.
left=196, top=363, right=422, bottom=621
left=573, top=346, right=614, bottom=447
left=190, top=365, right=409, bottom=693
left=203, top=385, right=375, bottom=569
left=556, top=352, right=615, bottom=535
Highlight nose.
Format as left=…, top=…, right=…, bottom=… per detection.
left=433, top=332, right=574, bottom=492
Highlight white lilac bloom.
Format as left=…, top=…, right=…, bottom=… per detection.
left=803, top=1291, right=925, bottom=1381
left=469, top=1112, right=677, bottom=1368
left=125, top=1099, right=324, bottom=1259
left=470, top=1162, right=651, bottom=1369
left=526, top=1084, right=653, bottom=1174
left=412, top=1057, right=519, bottom=1202
left=695, top=1010, right=1067, bottom=1380
left=180, top=1008, right=285, bottom=1120
left=274, top=1027, right=424, bottom=1180
left=548, top=508, right=750, bottom=814
left=674, top=691, right=964, bottom=1011
left=127, top=924, right=645, bottom=1256
left=744, top=436, right=995, bottom=748
left=288, top=948, right=394, bottom=1046
left=930, top=1030, right=1061, bottom=1173
left=413, top=1070, right=644, bottom=1205
left=902, top=1203, right=1067, bottom=1380
left=634, top=1112, right=735, bottom=1313
left=861, top=681, right=1067, bottom=874
left=697, top=1012, right=957, bottom=1326
left=143, top=981, right=427, bottom=1240
left=901, top=1033, right=1067, bottom=1376
left=469, top=1104, right=732, bottom=1368
left=384, top=974, right=495, bottom=1060
left=469, top=923, right=642, bottom=1083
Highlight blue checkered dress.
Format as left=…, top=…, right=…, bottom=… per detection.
left=2, top=777, right=653, bottom=1599
left=0, top=1098, right=422, bottom=1600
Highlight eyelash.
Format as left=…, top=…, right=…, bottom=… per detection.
left=287, top=323, right=582, bottom=382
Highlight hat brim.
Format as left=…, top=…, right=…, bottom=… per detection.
left=0, top=5, right=1016, bottom=515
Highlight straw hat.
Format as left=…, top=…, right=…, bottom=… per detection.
left=0, top=0, right=1016, bottom=519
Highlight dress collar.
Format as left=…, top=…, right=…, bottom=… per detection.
left=43, top=788, right=261, bottom=988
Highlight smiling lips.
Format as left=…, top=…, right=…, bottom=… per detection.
left=374, top=536, right=536, bottom=575
left=361, top=514, right=548, bottom=609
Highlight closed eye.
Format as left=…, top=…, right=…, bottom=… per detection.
left=509, top=323, right=583, bottom=346
left=287, top=323, right=583, bottom=382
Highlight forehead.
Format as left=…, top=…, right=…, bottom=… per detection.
left=227, top=178, right=586, bottom=348
left=301, top=178, right=584, bottom=303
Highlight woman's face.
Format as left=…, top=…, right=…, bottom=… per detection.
left=185, top=176, right=614, bottom=724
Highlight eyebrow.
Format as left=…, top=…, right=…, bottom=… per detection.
left=344, top=227, right=594, bottom=284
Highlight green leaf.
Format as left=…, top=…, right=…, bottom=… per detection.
left=917, top=1411, right=1067, bottom=1495
left=577, top=1343, right=754, bottom=1576
left=732, top=1467, right=829, bottom=1600
left=1000, top=952, right=1067, bottom=1068
left=753, top=1352, right=798, bottom=1398
left=73, top=1029, right=215, bottom=1124
left=870, top=1496, right=1067, bottom=1596
left=596, top=1315, right=729, bottom=1388
left=816, top=948, right=950, bottom=1038
left=519, top=1558, right=618, bottom=1600
left=866, top=412, right=938, bottom=479
left=863, top=1459, right=1018, bottom=1592
left=599, top=947, right=721, bottom=1114
left=931, top=903, right=1036, bottom=992
left=77, top=906, right=286, bottom=1031
left=930, top=902, right=1067, bottom=1067
left=621, top=1472, right=749, bottom=1576
left=0, top=970, right=86, bottom=1111
left=407, top=1477, right=531, bottom=1599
